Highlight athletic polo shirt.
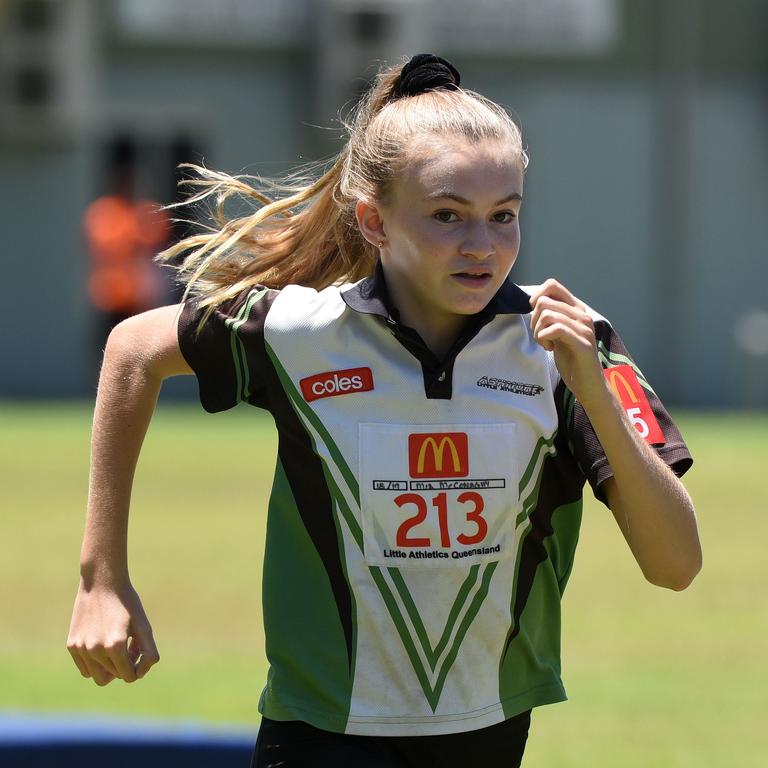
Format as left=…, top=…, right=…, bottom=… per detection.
left=178, top=263, right=692, bottom=737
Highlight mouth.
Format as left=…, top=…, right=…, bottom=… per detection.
left=450, top=269, right=493, bottom=288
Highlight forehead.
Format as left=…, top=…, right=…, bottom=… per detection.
left=393, top=135, right=524, bottom=202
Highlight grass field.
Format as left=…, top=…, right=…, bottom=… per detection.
left=1, top=402, right=766, bottom=765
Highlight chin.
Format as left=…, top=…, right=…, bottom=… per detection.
left=450, top=299, right=490, bottom=317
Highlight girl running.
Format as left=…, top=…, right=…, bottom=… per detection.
left=68, top=54, right=701, bottom=767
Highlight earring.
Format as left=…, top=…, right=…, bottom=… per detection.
left=378, top=240, right=385, bottom=248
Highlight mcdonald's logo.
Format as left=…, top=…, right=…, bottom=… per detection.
left=408, top=432, right=469, bottom=478
left=603, top=364, right=666, bottom=445
left=606, top=367, right=640, bottom=405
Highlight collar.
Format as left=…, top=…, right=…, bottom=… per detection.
left=340, top=259, right=532, bottom=319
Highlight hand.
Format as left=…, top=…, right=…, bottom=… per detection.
left=529, top=279, right=607, bottom=408
left=67, top=578, right=160, bottom=686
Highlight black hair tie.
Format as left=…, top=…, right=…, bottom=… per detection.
left=392, top=53, right=461, bottom=98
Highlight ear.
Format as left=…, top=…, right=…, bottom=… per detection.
left=355, top=199, right=387, bottom=248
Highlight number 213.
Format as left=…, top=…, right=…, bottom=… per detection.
left=394, top=491, right=487, bottom=548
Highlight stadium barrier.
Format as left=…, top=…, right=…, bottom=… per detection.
left=0, top=711, right=256, bottom=767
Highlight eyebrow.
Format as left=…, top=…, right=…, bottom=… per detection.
left=425, top=192, right=523, bottom=205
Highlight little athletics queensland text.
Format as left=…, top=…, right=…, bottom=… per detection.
left=383, top=545, right=502, bottom=560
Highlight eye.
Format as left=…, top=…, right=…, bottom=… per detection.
left=493, top=211, right=517, bottom=223
left=434, top=210, right=459, bottom=223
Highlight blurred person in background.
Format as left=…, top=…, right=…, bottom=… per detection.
left=83, top=137, right=170, bottom=362
left=67, top=55, right=701, bottom=767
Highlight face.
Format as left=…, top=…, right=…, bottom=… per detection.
left=362, top=135, right=524, bottom=346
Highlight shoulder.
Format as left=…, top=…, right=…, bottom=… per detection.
left=267, top=283, right=352, bottom=334
left=181, top=281, right=359, bottom=337
left=180, top=285, right=279, bottom=336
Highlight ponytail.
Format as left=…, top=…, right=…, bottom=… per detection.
left=156, top=150, right=377, bottom=322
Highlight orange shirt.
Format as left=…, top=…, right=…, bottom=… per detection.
left=84, top=196, right=170, bottom=313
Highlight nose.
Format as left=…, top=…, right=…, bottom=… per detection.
left=459, top=221, right=495, bottom=260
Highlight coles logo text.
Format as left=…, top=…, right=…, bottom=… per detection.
left=300, top=367, right=374, bottom=402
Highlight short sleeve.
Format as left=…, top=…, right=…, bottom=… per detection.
left=563, top=316, right=693, bottom=503
left=177, top=286, right=278, bottom=413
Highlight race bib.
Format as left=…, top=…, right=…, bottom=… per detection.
left=359, top=423, right=520, bottom=569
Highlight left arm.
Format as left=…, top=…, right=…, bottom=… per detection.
left=530, top=279, right=702, bottom=591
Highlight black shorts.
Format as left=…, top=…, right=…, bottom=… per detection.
left=251, top=710, right=531, bottom=768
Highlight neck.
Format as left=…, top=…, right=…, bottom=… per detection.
left=397, top=307, right=466, bottom=360
left=376, top=260, right=468, bottom=359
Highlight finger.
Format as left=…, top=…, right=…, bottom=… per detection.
left=535, top=321, right=571, bottom=345
left=87, top=646, right=121, bottom=678
left=134, top=648, right=160, bottom=679
left=92, top=669, right=116, bottom=687
left=530, top=297, right=592, bottom=334
left=536, top=321, right=594, bottom=352
left=131, top=623, right=160, bottom=679
left=529, top=278, right=582, bottom=309
left=533, top=308, right=594, bottom=346
left=127, top=635, right=141, bottom=665
left=105, top=640, right=138, bottom=683
left=529, top=277, right=578, bottom=305
left=67, top=645, right=92, bottom=679
left=81, top=654, right=116, bottom=687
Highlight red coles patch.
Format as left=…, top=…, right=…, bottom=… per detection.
left=408, top=433, right=469, bottom=478
left=603, top=365, right=666, bottom=445
left=300, top=367, right=374, bottom=402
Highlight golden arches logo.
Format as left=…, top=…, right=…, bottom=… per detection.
left=417, top=437, right=461, bottom=474
left=408, top=432, right=469, bottom=478
left=606, top=368, right=639, bottom=405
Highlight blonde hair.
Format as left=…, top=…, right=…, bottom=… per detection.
left=157, top=59, right=527, bottom=320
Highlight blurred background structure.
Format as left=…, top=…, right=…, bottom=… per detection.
left=0, top=0, right=766, bottom=406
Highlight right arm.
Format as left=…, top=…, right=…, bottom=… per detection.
left=67, top=304, right=192, bottom=685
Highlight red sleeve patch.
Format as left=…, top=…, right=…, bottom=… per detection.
left=603, top=365, right=666, bottom=445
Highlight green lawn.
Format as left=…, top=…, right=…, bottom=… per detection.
left=1, top=403, right=766, bottom=764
